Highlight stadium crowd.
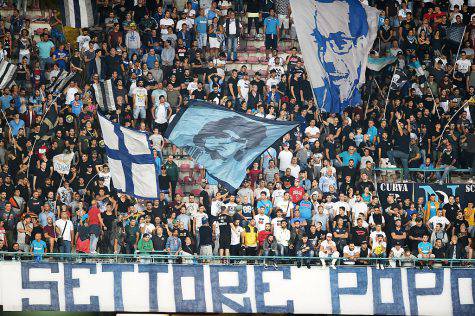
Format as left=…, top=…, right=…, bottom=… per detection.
left=0, top=0, right=473, bottom=269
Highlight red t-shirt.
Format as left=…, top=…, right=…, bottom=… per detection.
left=87, top=207, right=101, bottom=226
left=289, top=186, right=305, bottom=203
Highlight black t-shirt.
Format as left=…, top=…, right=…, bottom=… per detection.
left=393, top=130, right=410, bottom=154
left=217, top=213, right=232, bottom=234
left=443, top=203, right=459, bottom=223
left=158, top=174, right=172, bottom=191
left=440, top=150, right=456, bottom=166
left=102, top=212, right=116, bottom=230
left=116, top=198, right=131, bottom=214
left=227, top=76, right=238, bottom=97
left=378, top=138, right=393, bottom=158
left=192, top=88, right=207, bottom=100
left=200, top=189, right=211, bottom=212
left=28, top=198, right=42, bottom=215
left=351, top=226, right=368, bottom=245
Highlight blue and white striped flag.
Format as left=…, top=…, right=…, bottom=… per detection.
left=59, top=0, right=95, bottom=28
left=0, top=60, right=17, bottom=90
left=165, top=100, right=298, bottom=190
left=290, top=0, right=379, bottom=113
left=98, top=113, right=160, bottom=199
left=93, top=79, right=116, bottom=113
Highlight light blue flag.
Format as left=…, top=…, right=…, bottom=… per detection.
left=290, top=0, right=379, bottom=113
left=367, top=56, right=397, bottom=71
left=165, top=101, right=299, bottom=189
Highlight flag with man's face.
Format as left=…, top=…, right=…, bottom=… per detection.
left=165, top=101, right=299, bottom=189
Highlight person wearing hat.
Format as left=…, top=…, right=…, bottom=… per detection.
left=319, top=233, right=339, bottom=268
left=125, top=22, right=141, bottom=59
left=371, top=234, right=387, bottom=269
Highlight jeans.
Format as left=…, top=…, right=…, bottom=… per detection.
left=197, top=33, right=207, bottom=49
left=17, top=0, right=27, bottom=13
left=226, top=35, right=238, bottom=61
left=436, top=164, right=456, bottom=182
left=60, top=240, right=72, bottom=257
left=133, top=106, right=146, bottom=119
left=388, top=150, right=409, bottom=180
left=39, top=57, right=53, bottom=71
left=276, top=244, right=288, bottom=256
left=90, top=233, right=99, bottom=253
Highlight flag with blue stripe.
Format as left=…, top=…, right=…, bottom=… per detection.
left=98, top=113, right=160, bottom=199
left=290, top=0, right=379, bottom=113
left=367, top=56, right=396, bottom=71
left=59, top=0, right=95, bottom=28
left=165, top=100, right=299, bottom=190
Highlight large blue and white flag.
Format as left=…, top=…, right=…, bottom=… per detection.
left=165, top=101, right=299, bottom=189
left=290, top=0, right=379, bottom=113
left=98, top=113, right=160, bottom=199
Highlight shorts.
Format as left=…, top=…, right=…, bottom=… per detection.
left=219, top=232, right=231, bottom=249
left=278, top=14, right=289, bottom=29
left=265, top=34, right=278, bottom=50
left=133, top=106, right=146, bottom=119
left=209, top=36, right=220, bottom=49
left=200, top=245, right=212, bottom=256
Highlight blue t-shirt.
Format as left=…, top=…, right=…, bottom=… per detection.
left=264, top=17, right=279, bottom=35
left=31, top=239, right=47, bottom=255
left=0, top=95, right=12, bottom=110
left=9, top=119, right=25, bottom=137
left=195, top=16, right=208, bottom=34
left=37, top=40, right=55, bottom=59
left=53, top=49, right=69, bottom=69
left=298, top=200, right=313, bottom=220
left=70, top=100, right=83, bottom=116
left=338, top=151, right=361, bottom=166
left=367, top=126, right=378, bottom=142
left=257, top=200, right=273, bottom=215
left=418, top=241, right=432, bottom=254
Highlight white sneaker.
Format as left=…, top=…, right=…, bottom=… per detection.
left=321, top=261, right=327, bottom=268
left=375, top=264, right=380, bottom=269
left=330, top=264, right=336, bottom=269
left=380, top=264, right=385, bottom=270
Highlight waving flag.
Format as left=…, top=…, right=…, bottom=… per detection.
left=367, top=56, right=396, bottom=71
left=446, top=25, right=466, bottom=45
left=59, top=0, right=95, bottom=28
left=165, top=100, right=298, bottom=189
left=98, top=113, right=160, bottom=199
left=53, top=152, right=75, bottom=175
left=389, top=69, right=408, bottom=90
left=0, top=60, right=17, bottom=89
left=290, top=0, right=378, bottom=113
left=93, top=79, right=116, bottom=112
left=47, top=70, right=76, bottom=93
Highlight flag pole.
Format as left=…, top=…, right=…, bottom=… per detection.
left=437, top=99, right=474, bottom=149
left=26, top=93, right=61, bottom=180
left=383, top=64, right=397, bottom=118
left=455, top=26, right=467, bottom=63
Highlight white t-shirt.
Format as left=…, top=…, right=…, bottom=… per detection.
left=428, top=215, right=451, bottom=230
left=154, top=102, right=170, bottom=124
left=320, top=240, right=337, bottom=254
left=237, top=79, right=250, bottom=101
left=254, top=214, right=270, bottom=231
left=140, top=223, right=155, bottom=236
left=456, top=59, right=471, bottom=74
left=271, top=217, right=285, bottom=232
left=343, top=245, right=360, bottom=257
left=211, top=200, right=223, bottom=217
left=160, top=18, right=175, bottom=34
left=272, top=189, right=285, bottom=205
left=370, top=230, right=387, bottom=246
left=266, top=77, right=279, bottom=90
left=65, top=87, right=79, bottom=105
left=278, top=150, right=293, bottom=171
left=133, top=87, right=148, bottom=108
left=55, top=219, right=74, bottom=241
left=305, top=126, right=320, bottom=142
left=231, top=225, right=244, bottom=245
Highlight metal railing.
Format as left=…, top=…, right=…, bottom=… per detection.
left=0, top=251, right=473, bottom=267
left=374, top=167, right=472, bottom=182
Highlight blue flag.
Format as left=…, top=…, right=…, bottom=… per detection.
left=165, top=101, right=298, bottom=189
left=290, top=0, right=379, bottom=113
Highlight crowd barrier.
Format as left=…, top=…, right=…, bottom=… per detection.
left=0, top=259, right=473, bottom=314
left=374, top=167, right=471, bottom=182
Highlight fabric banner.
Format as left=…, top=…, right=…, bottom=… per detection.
left=59, top=0, right=95, bottom=28
left=290, top=0, right=379, bottom=113
left=52, top=152, right=75, bottom=175
left=389, top=69, right=408, bottom=90
left=0, top=262, right=473, bottom=314
left=367, top=56, right=396, bottom=71
left=93, top=79, right=116, bottom=112
left=98, top=113, right=160, bottom=199
left=377, top=182, right=474, bottom=210
left=0, top=60, right=17, bottom=90
left=165, top=100, right=298, bottom=189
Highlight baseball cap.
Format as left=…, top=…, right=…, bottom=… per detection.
left=326, top=233, right=332, bottom=237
